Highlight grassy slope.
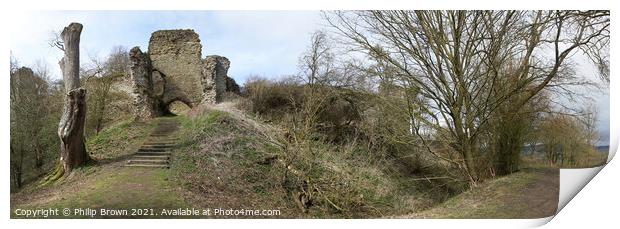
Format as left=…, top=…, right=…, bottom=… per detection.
left=171, top=109, right=297, bottom=218
left=173, top=105, right=446, bottom=218
left=402, top=168, right=559, bottom=219
left=10, top=106, right=559, bottom=219
left=10, top=118, right=189, bottom=218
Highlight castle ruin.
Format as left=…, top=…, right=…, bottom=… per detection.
left=129, top=29, right=239, bottom=120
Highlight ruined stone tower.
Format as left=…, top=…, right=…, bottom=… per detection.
left=202, top=55, right=230, bottom=104
left=148, top=30, right=203, bottom=106
left=129, top=29, right=238, bottom=120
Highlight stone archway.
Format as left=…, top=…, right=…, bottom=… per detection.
left=128, top=29, right=240, bottom=120
left=165, top=100, right=192, bottom=116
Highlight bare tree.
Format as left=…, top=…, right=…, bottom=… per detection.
left=538, top=110, right=601, bottom=167
left=82, top=55, right=108, bottom=136
left=106, top=46, right=130, bottom=75
left=577, top=11, right=610, bottom=83
left=10, top=67, right=35, bottom=188
left=83, top=46, right=130, bottom=135
left=326, top=10, right=609, bottom=184
left=10, top=52, right=20, bottom=73
left=10, top=65, right=53, bottom=188
left=579, top=104, right=600, bottom=165
left=31, top=60, right=53, bottom=168
left=298, top=31, right=335, bottom=86
left=46, top=22, right=89, bottom=181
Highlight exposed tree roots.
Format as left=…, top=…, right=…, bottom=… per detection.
left=39, top=163, right=65, bottom=187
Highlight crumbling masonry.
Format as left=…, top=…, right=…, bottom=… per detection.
left=129, top=29, right=239, bottom=120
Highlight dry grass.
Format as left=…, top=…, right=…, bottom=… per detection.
left=11, top=118, right=187, bottom=218
left=172, top=108, right=296, bottom=218
left=173, top=103, right=442, bottom=218
left=238, top=79, right=456, bottom=217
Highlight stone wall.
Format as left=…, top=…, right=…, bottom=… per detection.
left=128, top=29, right=240, bottom=120
left=202, top=55, right=230, bottom=104
left=225, top=77, right=241, bottom=95
left=148, top=30, right=203, bottom=106
left=128, top=47, right=163, bottom=120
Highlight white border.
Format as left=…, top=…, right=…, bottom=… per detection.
left=2, top=1, right=617, bottom=229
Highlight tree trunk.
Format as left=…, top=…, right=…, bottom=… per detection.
left=462, top=141, right=478, bottom=185
left=495, top=114, right=526, bottom=176
left=10, top=146, right=23, bottom=189
left=35, top=145, right=43, bottom=168
left=12, top=166, right=22, bottom=189
left=59, top=88, right=88, bottom=172
left=95, top=94, right=106, bottom=135
left=57, top=22, right=89, bottom=174
left=452, top=112, right=478, bottom=185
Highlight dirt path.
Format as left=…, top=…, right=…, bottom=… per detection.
left=399, top=168, right=559, bottom=219
left=502, top=168, right=559, bottom=218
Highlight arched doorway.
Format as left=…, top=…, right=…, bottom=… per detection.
left=165, top=100, right=192, bottom=116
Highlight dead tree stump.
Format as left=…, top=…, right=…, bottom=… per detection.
left=56, top=22, right=90, bottom=176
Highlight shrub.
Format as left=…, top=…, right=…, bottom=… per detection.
left=243, top=78, right=303, bottom=119
left=242, top=77, right=365, bottom=142
left=240, top=77, right=462, bottom=215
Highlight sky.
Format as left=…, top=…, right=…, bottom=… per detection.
left=9, top=11, right=324, bottom=83
left=9, top=11, right=610, bottom=145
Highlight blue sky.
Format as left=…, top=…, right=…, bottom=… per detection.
left=9, top=11, right=610, bottom=145
left=10, top=11, right=324, bottom=84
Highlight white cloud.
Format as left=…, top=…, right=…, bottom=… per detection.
left=10, top=11, right=323, bottom=83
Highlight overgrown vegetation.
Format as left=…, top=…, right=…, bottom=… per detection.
left=9, top=10, right=610, bottom=219
left=324, top=10, right=609, bottom=184
left=10, top=61, right=63, bottom=191
left=10, top=45, right=135, bottom=191
left=11, top=118, right=185, bottom=218
left=171, top=110, right=292, bottom=216
left=83, top=46, right=133, bottom=137
left=233, top=10, right=609, bottom=215
left=172, top=106, right=444, bottom=217
left=536, top=113, right=607, bottom=167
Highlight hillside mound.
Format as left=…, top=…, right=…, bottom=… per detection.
left=171, top=102, right=443, bottom=218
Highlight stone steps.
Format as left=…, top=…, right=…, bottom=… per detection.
left=135, top=151, right=172, bottom=156
left=133, top=155, right=170, bottom=160
left=139, top=144, right=175, bottom=148
left=127, top=159, right=169, bottom=165
left=138, top=147, right=169, bottom=152
left=146, top=137, right=179, bottom=140
left=143, top=140, right=176, bottom=143
left=142, top=143, right=177, bottom=146
left=125, top=164, right=170, bottom=168
left=125, top=119, right=179, bottom=169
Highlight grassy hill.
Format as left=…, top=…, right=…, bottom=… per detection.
left=10, top=102, right=559, bottom=219
left=10, top=119, right=189, bottom=218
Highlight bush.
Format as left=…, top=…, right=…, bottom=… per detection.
left=239, top=77, right=466, bottom=215
left=243, top=78, right=303, bottom=118
left=242, top=77, right=365, bottom=142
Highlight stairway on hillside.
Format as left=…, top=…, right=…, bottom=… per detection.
left=125, top=119, right=179, bottom=168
